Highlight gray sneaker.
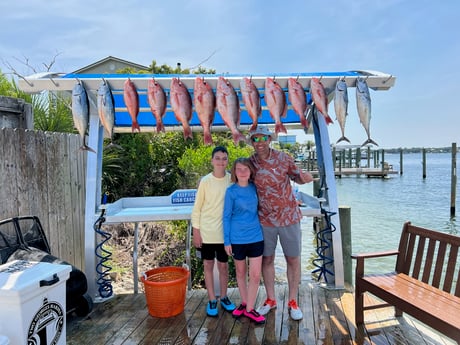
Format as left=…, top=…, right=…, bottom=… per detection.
left=256, top=298, right=277, bottom=315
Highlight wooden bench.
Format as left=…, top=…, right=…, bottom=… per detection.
left=352, top=221, right=460, bottom=343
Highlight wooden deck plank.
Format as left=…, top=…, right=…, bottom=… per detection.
left=324, top=287, right=354, bottom=344
left=311, top=283, right=334, bottom=344
left=340, top=289, right=371, bottom=345
left=66, top=282, right=456, bottom=345
left=297, top=281, right=316, bottom=344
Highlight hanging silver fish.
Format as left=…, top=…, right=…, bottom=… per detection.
left=71, top=81, right=95, bottom=153
left=356, top=77, right=378, bottom=146
left=97, top=79, right=115, bottom=143
left=334, top=78, right=350, bottom=144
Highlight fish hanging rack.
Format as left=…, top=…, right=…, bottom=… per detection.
left=18, top=70, right=396, bottom=133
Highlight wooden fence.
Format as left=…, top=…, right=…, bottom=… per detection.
left=0, top=127, right=86, bottom=270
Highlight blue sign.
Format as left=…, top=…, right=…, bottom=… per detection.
left=171, top=190, right=196, bottom=204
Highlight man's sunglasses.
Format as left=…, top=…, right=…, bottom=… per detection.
left=252, top=135, right=269, bottom=143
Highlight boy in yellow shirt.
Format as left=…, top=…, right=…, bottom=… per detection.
left=191, top=146, right=236, bottom=317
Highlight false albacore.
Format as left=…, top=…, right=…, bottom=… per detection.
left=334, top=78, right=350, bottom=144
left=356, top=77, right=378, bottom=146
left=97, top=80, right=115, bottom=144
left=71, top=81, right=95, bottom=153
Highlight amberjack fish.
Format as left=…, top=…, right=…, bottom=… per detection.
left=356, top=77, right=378, bottom=146
left=71, top=81, right=95, bottom=153
left=147, top=78, right=167, bottom=133
left=216, top=76, right=246, bottom=145
left=333, top=78, right=350, bottom=144
left=97, top=80, right=115, bottom=143
left=193, top=77, right=215, bottom=145
left=123, top=78, right=140, bottom=133
left=170, top=77, right=193, bottom=140
left=310, top=77, right=334, bottom=125
left=240, top=77, right=261, bottom=131
left=265, top=77, right=287, bottom=135
left=287, top=77, right=309, bottom=131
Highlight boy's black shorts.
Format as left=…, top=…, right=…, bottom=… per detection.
left=200, top=243, right=228, bottom=262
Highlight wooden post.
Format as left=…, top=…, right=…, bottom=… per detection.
left=339, top=206, right=352, bottom=287
left=338, top=151, right=343, bottom=178
left=347, top=148, right=352, bottom=168
left=332, top=147, right=336, bottom=169
left=356, top=147, right=361, bottom=168
left=367, top=146, right=371, bottom=168
left=451, top=143, right=457, bottom=217
left=422, top=148, right=427, bottom=179
left=381, top=149, right=385, bottom=174
left=400, top=148, right=403, bottom=175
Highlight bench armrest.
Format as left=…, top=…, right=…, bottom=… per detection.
left=352, top=250, right=399, bottom=278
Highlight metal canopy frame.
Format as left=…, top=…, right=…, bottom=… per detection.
left=18, top=70, right=396, bottom=300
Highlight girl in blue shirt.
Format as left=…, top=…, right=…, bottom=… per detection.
left=223, top=157, right=265, bottom=324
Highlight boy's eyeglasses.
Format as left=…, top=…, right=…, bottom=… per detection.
left=252, top=135, right=269, bottom=143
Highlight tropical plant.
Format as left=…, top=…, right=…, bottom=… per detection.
left=32, top=92, right=74, bottom=132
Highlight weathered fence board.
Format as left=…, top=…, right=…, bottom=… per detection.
left=0, top=127, right=86, bottom=270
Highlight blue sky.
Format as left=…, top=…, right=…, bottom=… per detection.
left=0, top=0, right=458, bottom=148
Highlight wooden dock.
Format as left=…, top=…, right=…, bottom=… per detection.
left=334, top=167, right=399, bottom=178
left=66, top=281, right=456, bottom=344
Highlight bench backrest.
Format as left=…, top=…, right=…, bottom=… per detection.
left=396, top=221, right=460, bottom=297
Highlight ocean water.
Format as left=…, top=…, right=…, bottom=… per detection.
left=275, top=152, right=459, bottom=282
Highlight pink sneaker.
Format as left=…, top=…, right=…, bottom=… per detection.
left=243, top=309, right=265, bottom=324
left=232, top=303, right=246, bottom=318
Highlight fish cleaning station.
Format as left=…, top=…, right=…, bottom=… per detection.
left=19, top=70, right=396, bottom=303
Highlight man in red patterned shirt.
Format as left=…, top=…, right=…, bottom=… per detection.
left=249, top=125, right=314, bottom=321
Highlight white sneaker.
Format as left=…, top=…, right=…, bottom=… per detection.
left=288, top=300, right=303, bottom=320
left=256, top=298, right=277, bottom=315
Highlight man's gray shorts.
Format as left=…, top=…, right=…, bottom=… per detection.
left=262, top=223, right=301, bottom=257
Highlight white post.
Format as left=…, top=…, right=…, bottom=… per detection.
left=316, top=113, right=345, bottom=288
left=84, top=107, right=104, bottom=302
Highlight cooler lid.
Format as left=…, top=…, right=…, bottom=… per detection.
left=0, top=260, right=71, bottom=297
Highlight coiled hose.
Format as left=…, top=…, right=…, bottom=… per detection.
left=94, top=205, right=113, bottom=298
left=312, top=208, right=336, bottom=283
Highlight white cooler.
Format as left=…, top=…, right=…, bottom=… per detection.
left=0, top=260, right=71, bottom=345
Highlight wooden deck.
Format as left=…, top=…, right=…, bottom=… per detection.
left=66, top=280, right=456, bottom=345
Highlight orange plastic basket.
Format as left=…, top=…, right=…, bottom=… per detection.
left=141, top=266, right=190, bottom=318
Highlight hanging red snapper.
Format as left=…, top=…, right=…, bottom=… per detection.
left=287, top=78, right=309, bottom=130
left=240, top=77, right=261, bottom=131
left=147, top=78, right=167, bottom=133
left=333, top=78, right=350, bottom=144
left=97, top=80, right=115, bottom=142
left=264, top=77, right=287, bottom=135
left=170, top=77, right=193, bottom=140
left=71, top=81, right=95, bottom=153
left=216, top=76, right=246, bottom=145
left=356, top=77, right=378, bottom=146
left=123, top=78, right=140, bottom=132
left=310, top=77, right=334, bottom=125
left=193, top=77, right=215, bottom=145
